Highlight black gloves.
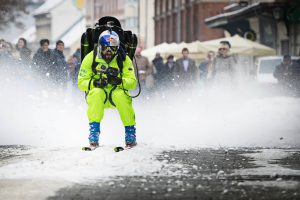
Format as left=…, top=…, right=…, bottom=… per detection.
left=93, top=78, right=107, bottom=88
left=93, top=76, right=122, bottom=88
left=108, top=76, right=122, bottom=86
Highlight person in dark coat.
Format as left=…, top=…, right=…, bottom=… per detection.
left=73, top=48, right=81, bottom=62
left=164, top=55, right=176, bottom=88
left=15, top=38, right=31, bottom=66
left=72, top=48, right=81, bottom=84
left=274, top=55, right=300, bottom=92
left=199, top=51, right=215, bottom=81
left=152, top=53, right=167, bottom=89
left=52, top=40, right=68, bottom=87
left=174, top=48, right=197, bottom=88
left=32, top=39, right=55, bottom=76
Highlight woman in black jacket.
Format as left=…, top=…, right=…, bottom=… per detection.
left=15, top=38, right=32, bottom=66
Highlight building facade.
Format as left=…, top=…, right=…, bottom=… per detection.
left=154, top=0, right=229, bottom=45
left=85, top=0, right=138, bottom=35
left=33, top=0, right=85, bottom=56
left=138, top=0, right=155, bottom=48
left=205, top=0, right=300, bottom=56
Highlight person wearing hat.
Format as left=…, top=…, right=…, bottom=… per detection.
left=78, top=30, right=137, bottom=149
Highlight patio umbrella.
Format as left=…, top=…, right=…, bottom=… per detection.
left=201, top=35, right=276, bottom=56
left=142, top=41, right=208, bottom=60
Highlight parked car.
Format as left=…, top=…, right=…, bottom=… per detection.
left=255, top=56, right=299, bottom=84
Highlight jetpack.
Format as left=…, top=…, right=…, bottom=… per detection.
left=80, top=16, right=141, bottom=98
left=80, top=16, right=138, bottom=62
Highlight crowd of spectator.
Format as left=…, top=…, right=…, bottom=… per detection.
left=135, top=41, right=300, bottom=97
left=1, top=36, right=300, bottom=96
left=0, top=37, right=80, bottom=89
left=135, top=41, right=238, bottom=94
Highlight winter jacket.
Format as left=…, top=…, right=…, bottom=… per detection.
left=78, top=51, right=137, bottom=92
left=52, top=49, right=68, bottom=82
left=174, top=57, right=197, bottom=86
left=199, top=59, right=214, bottom=80
left=16, top=47, right=31, bottom=65
left=212, top=54, right=237, bottom=82
left=32, top=48, right=55, bottom=74
left=152, top=56, right=167, bottom=83
left=274, top=62, right=300, bottom=84
left=133, top=54, right=153, bottom=82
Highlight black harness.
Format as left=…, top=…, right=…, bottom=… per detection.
left=86, top=46, right=125, bottom=106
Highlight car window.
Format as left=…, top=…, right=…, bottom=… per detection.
left=259, top=59, right=281, bottom=74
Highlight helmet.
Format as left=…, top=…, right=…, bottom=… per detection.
left=98, top=30, right=120, bottom=56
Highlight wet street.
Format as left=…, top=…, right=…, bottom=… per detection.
left=0, top=145, right=299, bottom=200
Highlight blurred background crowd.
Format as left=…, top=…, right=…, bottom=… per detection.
left=0, top=0, right=300, bottom=97
left=0, top=37, right=80, bottom=89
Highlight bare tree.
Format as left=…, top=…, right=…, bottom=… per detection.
left=0, top=0, right=27, bottom=30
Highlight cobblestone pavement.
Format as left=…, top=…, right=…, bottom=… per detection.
left=1, top=146, right=300, bottom=200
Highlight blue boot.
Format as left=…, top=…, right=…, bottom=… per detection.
left=89, top=122, right=100, bottom=147
left=125, top=125, right=137, bottom=147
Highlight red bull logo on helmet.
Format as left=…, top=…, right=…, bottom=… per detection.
left=99, top=30, right=120, bottom=47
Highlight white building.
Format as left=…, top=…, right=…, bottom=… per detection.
left=138, top=0, right=154, bottom=48
left=85, top=0, right=138, bottom=36
left=33, top=0, right=85, bottom=57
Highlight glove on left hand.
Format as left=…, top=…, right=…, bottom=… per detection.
left=108, top=76, right=122, bottom=86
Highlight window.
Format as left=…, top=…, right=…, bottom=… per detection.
left=281, top=40, right=290, bottom=55
left=259, top=59, right=281, bottom=74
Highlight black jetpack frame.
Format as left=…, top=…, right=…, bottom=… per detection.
left=80, top=16, right=141, bottom=98
left=80, top=16, right=137, bottom=62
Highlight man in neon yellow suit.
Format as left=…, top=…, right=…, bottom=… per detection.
left=78, top=30, right=137, bottom=148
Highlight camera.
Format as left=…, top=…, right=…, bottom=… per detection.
left=99, top=65, right=119, bottom=77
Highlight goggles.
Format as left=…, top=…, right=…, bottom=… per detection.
left=101, top=46, right=118, bottom=54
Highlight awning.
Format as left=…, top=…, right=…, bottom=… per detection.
left=201, top=35, right=276, bottom=57
left=205, top=3, right=261, bottom=28
left=141, top=41, right=208, bottom=60
left=205, top=2, right=292, bottom=29
left=142, top=35, right=276, bottom=61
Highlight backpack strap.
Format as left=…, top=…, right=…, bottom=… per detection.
left=116, top=47, right=126, bottom=74
left=116, top=55, right=123, bottom=75
left=92, top=45, right=99, bottom=74
left=86, top=46, right=98, bottom=92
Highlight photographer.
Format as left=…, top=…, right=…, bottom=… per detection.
left=78, top=30, right=137, bottom=149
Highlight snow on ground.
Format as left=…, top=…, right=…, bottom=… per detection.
left=0, top=65, right=300, bottom=199
left=235, top=149, right=300, bottom=176
left=0, top=179, right=71, bottom=200
left=0, top=66, right=300, bottom=175
left=0, top=144, right=164, bottom=182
